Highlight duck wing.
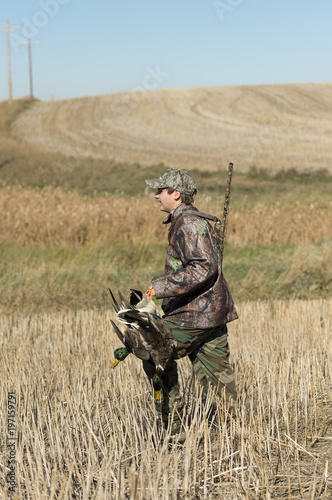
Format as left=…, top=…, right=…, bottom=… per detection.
left=110, top=319, right=151, bottom=361
left=110, top=319, right=132, bottom=350
left=122, top=310, right=174, bottom=370
left=109, top=288, right=121, bottom=313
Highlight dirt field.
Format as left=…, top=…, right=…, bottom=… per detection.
left=12, top=83, right=332, bottom=173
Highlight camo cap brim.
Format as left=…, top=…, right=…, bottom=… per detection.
left=145, top=169, right=197, bottom=196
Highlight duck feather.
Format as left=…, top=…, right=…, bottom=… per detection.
left=109, top=288, right=174, bottom=369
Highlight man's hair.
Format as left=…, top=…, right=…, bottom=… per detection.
left=166, top=188, right=194, bottom=205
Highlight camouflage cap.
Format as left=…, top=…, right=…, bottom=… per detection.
left=145, top=169, right=197, bottom=196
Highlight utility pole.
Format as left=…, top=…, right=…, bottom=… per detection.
left=19, top=39, right=41, bottom=99
left=0, top=21, right=23, bottom=103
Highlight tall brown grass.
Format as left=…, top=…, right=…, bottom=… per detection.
left=1, top=186, right=331, bottom=247
left=0, top=299, right=331, bottom=498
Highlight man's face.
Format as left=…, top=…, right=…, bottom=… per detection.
left=155, top=188, right=181, bottom=213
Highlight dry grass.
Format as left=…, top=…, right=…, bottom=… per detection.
left=0, top=299, right=331, bottom=498
left=12, top=83, right=332, bottom=174
left=1, top=186, right=332, bottom=247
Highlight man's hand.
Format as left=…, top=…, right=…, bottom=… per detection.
left=145, top=286, right=155, bottom=301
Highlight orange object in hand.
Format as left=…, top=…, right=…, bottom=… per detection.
left=146, top=287, right=155, bottom=301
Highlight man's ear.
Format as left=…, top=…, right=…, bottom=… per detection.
left=174, top=190, right=181, bottom=201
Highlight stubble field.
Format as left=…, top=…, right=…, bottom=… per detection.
left=1, top=300, right=331, bottom=498
left=0, top=89, right=331, bottom=498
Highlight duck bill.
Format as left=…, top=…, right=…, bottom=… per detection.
left=112, top=359, right=120, bottom=369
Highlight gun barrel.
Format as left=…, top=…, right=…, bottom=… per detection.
left=215, top=162, right=234, bottom=259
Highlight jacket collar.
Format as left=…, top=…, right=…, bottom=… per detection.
left=162, top=203, right=196, bottom=225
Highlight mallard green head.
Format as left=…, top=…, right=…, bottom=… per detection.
left=112, top=347, right=130, bottom=368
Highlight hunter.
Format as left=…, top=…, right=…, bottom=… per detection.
left=145, top=168, right=238, bottom=430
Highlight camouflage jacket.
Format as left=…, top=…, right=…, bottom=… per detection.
left=151, top=203, right=238, bottom=329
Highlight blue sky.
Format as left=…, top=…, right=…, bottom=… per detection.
left=0, top=0, right=331, bottom=101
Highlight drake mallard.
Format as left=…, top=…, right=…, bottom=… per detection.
left=109, top=288, right=174, bottom=400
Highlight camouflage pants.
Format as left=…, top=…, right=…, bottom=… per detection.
left=142, top=322, right=236, bottom=423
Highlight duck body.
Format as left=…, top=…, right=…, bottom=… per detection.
left=109, top=288, right=174, bottom=371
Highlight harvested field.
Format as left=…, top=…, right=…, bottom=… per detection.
left=0, top=299, right=331, bottom=498
left=12, top=83, right=332, bottom=174
left=1, top=85, right=331, bottom=499
left=1, top=186, right=332, bottom=247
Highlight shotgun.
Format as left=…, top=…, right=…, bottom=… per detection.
left=214, top=162, right=234, bottom=260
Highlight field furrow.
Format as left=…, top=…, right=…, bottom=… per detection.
left=12, top=83, right=332, bottom=173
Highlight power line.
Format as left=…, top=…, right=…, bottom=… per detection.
left=0, top=21, right=23, bottom=103
left=18, top=39, right=41, bottom=99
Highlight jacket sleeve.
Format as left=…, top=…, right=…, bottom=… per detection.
left=151, top=217, right=219, bottom=298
